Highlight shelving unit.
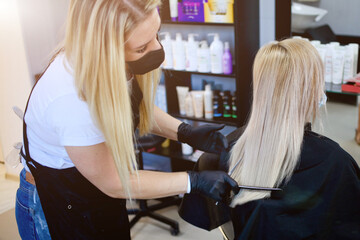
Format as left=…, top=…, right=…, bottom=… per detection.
left=159, top=0, right=260, bottom=128
left=162, top=21, right=234, bottom=27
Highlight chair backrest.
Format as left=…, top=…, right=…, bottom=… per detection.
left=305, top=24, right=337, bottom=44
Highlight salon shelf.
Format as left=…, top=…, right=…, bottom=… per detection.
left=325, top=82, right=360, bottom=96
left=160, top=1, right=260, bottom=128
left=162, top=69, right=236, bottom=78
left=172, top=113, right=238, bottom=127
left=162, top=21, right=234, bottom=27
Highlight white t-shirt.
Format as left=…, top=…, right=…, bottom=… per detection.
left=22, top=54, right=105, bottom=170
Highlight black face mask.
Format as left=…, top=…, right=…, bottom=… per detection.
left=126, top=43, right=165, bottom=75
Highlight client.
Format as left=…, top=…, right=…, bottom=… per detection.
left=179, top=38, right=360, bottom=240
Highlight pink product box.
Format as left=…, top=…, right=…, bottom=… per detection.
left=178, top=1, right=205, bottom=23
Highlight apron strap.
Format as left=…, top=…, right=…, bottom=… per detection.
left=22, top=50, right=62, bottom=166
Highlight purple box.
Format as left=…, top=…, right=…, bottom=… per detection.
left=178, top=1, right=205, bottom=23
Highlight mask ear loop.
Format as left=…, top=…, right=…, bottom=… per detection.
left=319, top=93, right=327, bottom=108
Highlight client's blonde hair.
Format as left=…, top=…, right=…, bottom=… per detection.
left=229, top=39, right=325, bottom=206
left=64, top=0, right=161, bottom=197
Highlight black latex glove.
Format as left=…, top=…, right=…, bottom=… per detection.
left=177, top=122, right=228, bottom=154
left=188, top=171, right=239, bottom=203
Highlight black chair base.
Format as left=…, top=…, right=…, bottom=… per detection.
left=128, top=196, right=181, bottom=236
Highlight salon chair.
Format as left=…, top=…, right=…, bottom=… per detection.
left=127, top=132, right=181, bottom=236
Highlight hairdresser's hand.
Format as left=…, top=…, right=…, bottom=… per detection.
left=188, top=171, right=239, bottom=203
left=177, top=123, right=228, bottom=154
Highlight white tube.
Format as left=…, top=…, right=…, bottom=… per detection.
left=191, top=91, right=204, bottom=118
left=204, top=85, right=213, bottom=119
left=332, top=46, right=346, bottom=85
left=176, top=86, right=189, bottom=115
left=343, top=45, right=355, bottom=81
left=169, top=0, right=178, bottom=21
left=185, top=93, right=194, bottom=117
left=349, top=43, right=359, bottom=75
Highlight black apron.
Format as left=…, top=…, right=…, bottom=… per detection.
left=21, top=78, right=143, bottom=240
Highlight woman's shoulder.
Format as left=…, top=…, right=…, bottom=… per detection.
left=298, top=130, right=358, bottom=172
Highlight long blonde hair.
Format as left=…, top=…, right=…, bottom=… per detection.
left=229, top=39, right=325, bottom=206
left=64, top=0, right=161, bottom=197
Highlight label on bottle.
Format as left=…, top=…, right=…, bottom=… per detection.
left=213, top=103, right=222, bottom=118
left=223, top=104, right=231, bottom=118
left=232, top=104, right=237, bottom=119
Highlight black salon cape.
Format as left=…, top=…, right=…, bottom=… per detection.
left=179, top=127, right=360, bottom=240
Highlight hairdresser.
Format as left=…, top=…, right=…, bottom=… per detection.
left=15, top=0, right=239, bottom=239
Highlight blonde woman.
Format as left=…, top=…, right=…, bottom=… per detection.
left=180, top=39, right=360, bottom=239
left=15, top=1, right=239, bottom=239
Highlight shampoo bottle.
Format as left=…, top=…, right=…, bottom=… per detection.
left=332, top=46, right=346, bottom=85
left=169, top=0, right=178, bottom=22
left=204, top=84, right=213, bottom=119
left=208, top=33, right=224, bottom=74
left=324, top=44, right=334, bottom=83
left=222, top=90, right=232, bottom=119
left=185, top=34, right=199, bottom=72
left=213, top=90, right=223, bottom=120
left=343, top=45, right=355, bottom=81
left=349, top=43, right=359, bottom=75
left=197, top=41, right=211, bottom=73
left=172, top=33, right=186, bottom=71
left=222, top=41, right=233, bottom=75
left=231, top=93, right=237, bottom=119
left=159, top=32, right=173, bottom=69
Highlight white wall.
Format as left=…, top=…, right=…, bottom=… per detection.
left=0, top=0, right=33, bottom=174
left=260, top=0, right=276, bottom=46
left=16, top=0, right=69, bottom=83
left=294, top=0, right=360, bottom=36
left=0, top=0, right=69, bottom=176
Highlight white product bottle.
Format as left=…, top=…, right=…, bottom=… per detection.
left=324, top=44, right=334, bottom=83
left=169, top=0, right=178, bottom=21
left=185, top=34, right=199, bottom=72
left=332, top=46, right=346, bottom=85
left=185, top=92, right=195, bottom=117
left=343, top=45, right=355, bottom=81
left=208, top=33, right=224, bottom=74
left=197, top=41, right=211, bottom=73
left=310, top=40, right=321, bottom=48
left=349, top=43, right=359, bottom=76
left=172, top=33, right=186, bottom=71
left=160, top=32, right=173, bottom=69
left=204, top=84, right=213, bottom=119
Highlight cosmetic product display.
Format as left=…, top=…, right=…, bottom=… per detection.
left=191, top=91, right=204, bottom=118
left=223, top=41, right=233, bottom=75
left=169, top=0, right=178, bottom=21
left=204, top=0, right=234, bottom=23
left=332, top=46, right=346, bottom=85
left=204, top=84, right=213, bottom=119
left=185, top=34, right=199, bottom=72
left=172, top=33, right=186, bottom=70
left=197, top=41, right=211, bottom=73
left=209, top=33, right=224, bottom=74
left=310, top=40, right=359, bottom=85
left=222, top=90, right=232, bottom=119
left=231, top=93, right=237, bottom=119
left=160, top=32, right=173, bottom=69
left=213, top=90, right=223, bottom=120
left=185, top=92, right=195, bottom=117
left=176, top=86, right=189, bottom=115
left=178, top=0, right=204, bottom=23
